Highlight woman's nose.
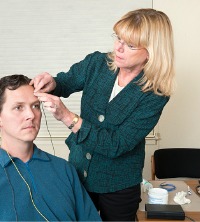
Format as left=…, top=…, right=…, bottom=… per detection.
left=115, top=41, right=125, bottom=52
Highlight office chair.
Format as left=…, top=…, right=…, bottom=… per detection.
left=151, top=148, right=200, bottom=180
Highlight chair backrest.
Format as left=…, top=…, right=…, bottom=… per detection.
left=151, top=148, right=200, bottom=180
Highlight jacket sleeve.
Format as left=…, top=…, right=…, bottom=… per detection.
left=52, top=52, right=100, bottom=97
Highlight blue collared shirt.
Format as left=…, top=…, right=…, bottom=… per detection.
left=0, top=145, right=101, bottom=221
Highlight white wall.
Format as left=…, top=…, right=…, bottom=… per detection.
left=142, top=0, right=200, bottom=180
left=154, top=0, right=200, bottom=148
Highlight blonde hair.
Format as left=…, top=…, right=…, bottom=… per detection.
left=107, top=8, right=175, bottom=96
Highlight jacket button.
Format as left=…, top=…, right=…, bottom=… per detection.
left=98, top=115, right=105, bottom=122
left=86, top=153, right=92, bottom=160
left=84, top=170, right=87, bottom=178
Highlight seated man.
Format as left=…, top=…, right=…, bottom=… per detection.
left=0, top=74, right=101, bottom=221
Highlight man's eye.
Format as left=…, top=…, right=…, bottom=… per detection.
left=15, top=106, right=23, bottom=110
left=33, top=104, right=40, bottom=109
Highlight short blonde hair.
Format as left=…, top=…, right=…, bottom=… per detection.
left=107, top=8, right=175, bottom=96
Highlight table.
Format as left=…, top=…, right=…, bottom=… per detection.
left=136, top=180, right=200, bottom=222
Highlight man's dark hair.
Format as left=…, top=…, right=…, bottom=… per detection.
left=0, top=74, right=31, bottom=112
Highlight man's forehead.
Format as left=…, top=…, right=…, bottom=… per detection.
left=5, top=85, right=39, bottom=103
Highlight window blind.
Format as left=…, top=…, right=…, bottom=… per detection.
left=0, top=0, right=154, bottom=157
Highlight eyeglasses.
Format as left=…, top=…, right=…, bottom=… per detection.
left=111, top=33, right=143, bottom=50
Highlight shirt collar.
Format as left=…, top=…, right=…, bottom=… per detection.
left=0, top=144, right=50, bottom=168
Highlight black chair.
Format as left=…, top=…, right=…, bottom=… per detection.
left=151, top=148, right=200, bottom=180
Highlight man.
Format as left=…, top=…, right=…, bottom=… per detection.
left=0, top=74, right=101, bottom=221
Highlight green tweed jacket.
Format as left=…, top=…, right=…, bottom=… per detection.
left=53, top=51, right=169, bottom=193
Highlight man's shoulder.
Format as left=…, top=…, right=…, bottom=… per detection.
left=37, top=148, right=77, bottom=175
left=34, top=146, right=70, bottom=166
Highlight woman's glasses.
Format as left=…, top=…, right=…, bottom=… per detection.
left=111, top=33, right=143, bottom=50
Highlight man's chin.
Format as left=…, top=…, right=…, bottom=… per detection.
left=23, top=134, right=38, bottom=142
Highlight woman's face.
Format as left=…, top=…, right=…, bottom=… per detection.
left=113, top=36, right=149, bottom=72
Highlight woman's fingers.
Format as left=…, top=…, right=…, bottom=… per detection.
left=35, top=92, right=68, bottom=121
left=30, top=72, right=55, bottom=93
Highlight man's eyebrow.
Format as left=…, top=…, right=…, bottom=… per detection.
left=32, top=99, right=40, bottom=103
left=12, top=101, right=24, bottom=105
left=13, top=100, right=40, bottom=105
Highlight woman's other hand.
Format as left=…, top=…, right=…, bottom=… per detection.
left=35, top=92, right=82, bottom=133
left=34, top=92, right=69, bottom=121
left=30, top=72, right=56, bottom=93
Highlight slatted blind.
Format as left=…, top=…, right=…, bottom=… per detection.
left=0, top=0, right=153, bottom=157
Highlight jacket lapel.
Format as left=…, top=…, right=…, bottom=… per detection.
left=88, top=69, right=117, bottom=113
left=106, top=78, right=144, bottom=124
left=85, top=70, right=144, bottom=125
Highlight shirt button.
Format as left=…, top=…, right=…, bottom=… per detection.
left=86, top=153, right=92, bottom=160
left=84, top=170, right=87, bottom=178
left=98, top=115, right=105, bottom=122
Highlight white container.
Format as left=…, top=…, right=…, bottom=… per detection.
left=148, top=188, right=168, bottom=204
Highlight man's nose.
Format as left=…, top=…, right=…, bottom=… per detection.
left=25, top=108, right=35, bottom=120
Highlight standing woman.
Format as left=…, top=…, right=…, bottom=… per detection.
left=31, top=8, right=175, bottom=221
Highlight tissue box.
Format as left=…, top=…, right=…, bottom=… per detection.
left=145, top=204, right=185, bottom=220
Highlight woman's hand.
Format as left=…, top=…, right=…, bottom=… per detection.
left=30, top=72, right=56, bottom=93
left=35, top=92, right=82, bottom=133
left=35, top=92, right=70, bottom=121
